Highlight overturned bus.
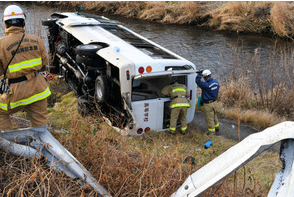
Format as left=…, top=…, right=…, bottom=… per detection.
left=42, top=12, right=197, bottom=135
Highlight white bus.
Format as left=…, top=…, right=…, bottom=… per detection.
left=42, top=11, right=197, bottom=135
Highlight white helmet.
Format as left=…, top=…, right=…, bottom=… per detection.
left=202, top=69, right=212, bottom=77
left=3, top=5, right=25, bottom=22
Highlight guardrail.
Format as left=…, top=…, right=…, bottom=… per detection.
left=0, top=126, right=112, bottom=197
left=171, top=121, right=294, bottom=197
left=2, top=122, right=293, bottom=196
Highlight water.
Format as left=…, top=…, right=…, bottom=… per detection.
left=114, top=16, right=293, bottom=79
left=0, top=2, right=293, bottom=80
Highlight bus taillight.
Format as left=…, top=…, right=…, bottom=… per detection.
left=138, top=67, right=144, bottom=74
left=137, top=128, right=143, bottom=134
left=126, top=70, right=130, bottom=80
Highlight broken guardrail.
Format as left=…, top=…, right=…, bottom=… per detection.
left=0, top=125, right=112, bottom=197
left=171, top=121, right=294, bottom=197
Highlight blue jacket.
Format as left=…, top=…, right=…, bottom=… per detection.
left=196, top=74, right=219, bottom=102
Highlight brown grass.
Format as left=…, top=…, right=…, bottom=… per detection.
left=219, top=77, right=253, bottom=109
left=214, top=2, right=272, bottom=34
left=0, top=92, right=281, bottom=196
left=219, top=106, right=285, bottom=130
left=217, top=74, right=290, bottom=130
left=41, top=1, right=294, bottom=37
left=270, top=2, right=294, bottom=38
left=139, top=2, right=166, bottom=21
left=48, top=97, right=281, bottom=197
left=0, top=152, right=95, bottom=196
left=213, top=36, right=294, bottom=130
left=41, top=1, right=209, bottom=25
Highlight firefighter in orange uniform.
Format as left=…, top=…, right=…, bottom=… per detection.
left=0, top=5, right=51, bottom=130
left=161, top=79, right=190, bottom=135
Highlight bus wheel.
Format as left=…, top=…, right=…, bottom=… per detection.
left=41, top=19, right=57, bottom=26
left=94, top=75, right=109, bottom=104
left=76, top=44, right=104, bottom=57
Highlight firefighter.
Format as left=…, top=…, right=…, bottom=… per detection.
left=161, top=79, right=190, bottom=135
left=196, top=69, right=220, bottom=135
left=0, top=5, right=51, bottom=130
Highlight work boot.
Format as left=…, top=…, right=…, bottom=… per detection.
left=168, top=130, right=175, bottom=135
left=180, top=130, right=186, bottom=135
left=206, top=130, right=215, bottom=135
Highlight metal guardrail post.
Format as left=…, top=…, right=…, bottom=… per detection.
left=268, top=139, right=294, bottom=196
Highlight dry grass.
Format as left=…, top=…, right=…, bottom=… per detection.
left=210, top=2, right=272, bottom=34
left=218, top=106, right=286, bottom=130
left=48, top=94, right=281, bottom=196
left=219, top=77, right=253, bottom=109
left=0, top=152, right=96, bottom=196
left=140, top=1, right=201, bottom=24
left=218, top=74, right=290, bottom=130
left=216, top=76, right=284, bottom=130
left=270, top=2, right=294, bottom=38
left=0, top=92, right=281, bottom=196
left=47, top=77, right=71, bottom=107
left=42, top=1, right=209, bottom=25
left=213, top=35, right=294, bottom=130
left=139, top=2, right=166, bottom=21
left=42, top=1, right=294, bottom=37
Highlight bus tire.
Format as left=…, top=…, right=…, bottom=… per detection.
left=94, top=75, right=109, bottom=104
left=76, top=44, right=104, bottom=57
left=41, top=19, right=57, bottom=26
left=76, top=54, right=95, bottom=66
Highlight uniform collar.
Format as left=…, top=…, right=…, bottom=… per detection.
left=5, top=26, right=25, bottom=36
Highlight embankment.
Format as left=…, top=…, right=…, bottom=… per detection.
left=42, top=1, right=294, bottom=38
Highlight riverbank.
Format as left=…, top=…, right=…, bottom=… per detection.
left=42, top=1, right=294, bottom=38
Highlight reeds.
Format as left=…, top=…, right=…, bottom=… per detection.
left=218, top=42, right=293, bottom=129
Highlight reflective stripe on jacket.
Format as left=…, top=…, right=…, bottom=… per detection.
left=0, top=26, right=47, bottom=78
left=9, top=57, right=42, bottom=73
left=171, top=103, right=190, bottom=108
left=0, top=74, right=51, bottom=111
left=161, top=82, right=190, bottom=108
left=0, top=103, right=7, bottom=111
left=10, top=86, right=51, bottom=109
left=0, top=26, right=50, bottom=111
